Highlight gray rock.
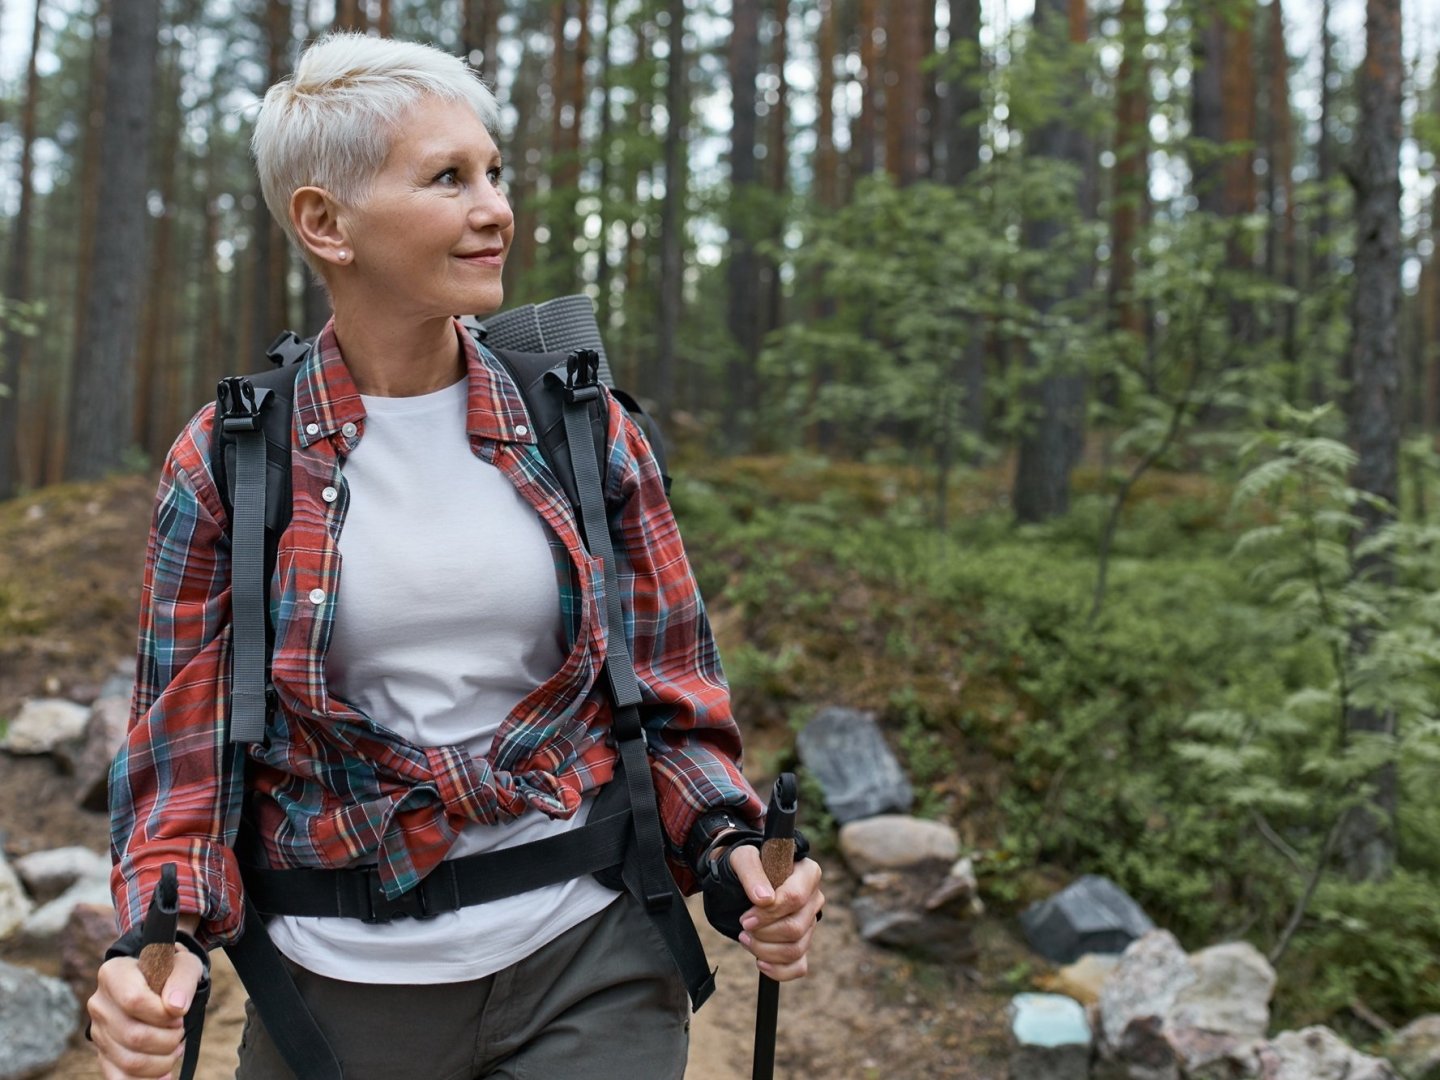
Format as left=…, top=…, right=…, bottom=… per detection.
left=0, top=853, right=34, bottom=942
left=13, top=847, right=111, bottom=904
left=1389, top=1015, right=1440, bottom=1080
left=1259, top=1026, right=1398, bottom=1080
left=1, top=698, right=91, bottom=756
left=838, top=815, right=959, bottom=878
left=795, top=707, right=913, bottom=823
left=1097, top=931, right=1196, bottom=1052
left=21, top=877, right=113, bottom=942
left=925, top=856, right=984, bottom=916
left=1009, top=994, right=1092, bottom=1080
left=0, top=959, right=80, bottom=1079
left=1169, top=942, right=1274, bottom=1038
left=67, top=693, right=129, bottom=811
left=1022, top=874, right=1157, bottom=965
left=850, top=894, right=976, bottom=963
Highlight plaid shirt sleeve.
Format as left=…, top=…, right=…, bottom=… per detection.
left=605, top=395, right=764, bottom=891
left=109, top=406, right=248, bottom=947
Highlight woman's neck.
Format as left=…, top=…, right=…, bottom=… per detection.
left=329, top=309, right=466, bottom=397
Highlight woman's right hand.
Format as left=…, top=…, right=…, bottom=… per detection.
left=88, top=950, right=205, bottom=1080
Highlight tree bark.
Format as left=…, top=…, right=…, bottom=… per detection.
left=656, top=0, right=686, bottom=427
left=1011, top=0, right=1091, bottom=523
left=764, top=0, right=789, bottom=337
left=462, top=0, right=502, bottom=71
left=1191, top=6, right=1226, bottom=215
left=855, top=0, right=878, bottom=178
left=0, top=0, right=44, bottom=499
left=253, top=0, right=293, bottom=364
left=725, top=0, right=762, bottom=443
left=1109, top=0, right=1148, bottom=343
left=65, top=0, right=160, bottom=480
left=945, top=0, right=982, bottom=185
left=1340, top=0, right=1403, bottom=884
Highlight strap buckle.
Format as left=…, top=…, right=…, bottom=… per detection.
left=217, top=376, right=270, bottom=434
left=362, top=869, right=447, bottom=924
left=565, top=349, right=602, bottom=404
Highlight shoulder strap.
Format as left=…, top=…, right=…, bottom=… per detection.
left=212, top=359, right=304, bottom=745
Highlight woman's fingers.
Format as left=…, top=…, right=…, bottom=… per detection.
left=89, top=955, right=196, bottom=1079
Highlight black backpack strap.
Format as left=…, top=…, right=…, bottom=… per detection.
left=213, top=358, right=304, bottom=745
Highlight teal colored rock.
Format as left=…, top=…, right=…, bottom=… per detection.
left=1011, top=992, right=1093, bottom=1048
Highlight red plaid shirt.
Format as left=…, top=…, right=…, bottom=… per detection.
left=110, top=321, right=761, bottom=946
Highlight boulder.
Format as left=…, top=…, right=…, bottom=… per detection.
left=1009, top=993, right=1093, bottom=1080
left=924, top=856, right=984, bottom=917
left=1258, top=1026, right=1398, bottom=1080
left=13, top=847, right=111, bottom=905
left=67, top=693, right=130, bottom=811
left=1048, top=953, right=1120, bottom=1006
left=838, top=815, right=959, bottom=878
left=1022, top=874, right=1157, bottom=965
left=60, top=903, right=117, bottom=1011
left=21, top=877, right=113, bottom=942
left=850, top=893, right=976, bottom=963
left=795, top=707, right=913, bottom=823
left=1388, top=1015, right=1440, bottom=1080
left=0, top=853, right=34, bottom=942
left=0, top=959, right=80, bottom=1079
left=1097, top=931, right=1196, bottom=1052
left=1168, top=942, right=1274, bottom=1042
left=1, top=698, right=91, bottom=757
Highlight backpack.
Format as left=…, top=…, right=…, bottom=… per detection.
left=207, top=298, right=708, bottom=1080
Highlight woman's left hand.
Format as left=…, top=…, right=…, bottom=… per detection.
left=725, top=846, right=825, bottom=981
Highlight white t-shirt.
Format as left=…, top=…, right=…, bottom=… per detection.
left=265, top=376, right=618, bottom=984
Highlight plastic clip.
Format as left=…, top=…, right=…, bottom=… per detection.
left=565, top=349, right=602, bottom=404
left=218, top=377, right=268, bottom=434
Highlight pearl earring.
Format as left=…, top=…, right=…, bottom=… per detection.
left=338, top=250, right=349, bottom=262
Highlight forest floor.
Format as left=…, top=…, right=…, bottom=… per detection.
left=0, top=474, right=1023, bottom=1079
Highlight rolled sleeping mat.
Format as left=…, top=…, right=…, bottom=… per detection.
left=472, top=295, right=613, bottom=386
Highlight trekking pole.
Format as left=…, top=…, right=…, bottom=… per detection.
left=752, top=774, right=798, bottom=1080
left=137, top=863, right=179, bottom=995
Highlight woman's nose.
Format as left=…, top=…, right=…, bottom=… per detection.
left=470, top=185, right=513, bottom=232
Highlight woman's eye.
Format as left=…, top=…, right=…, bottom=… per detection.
left=488, top=165, right=506, bottom=189
left=434, top=167, right=460, bottom=186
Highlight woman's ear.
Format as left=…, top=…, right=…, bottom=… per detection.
left=291, top=187, right=351, bottom=268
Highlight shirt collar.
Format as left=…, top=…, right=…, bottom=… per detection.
left=292, top=317, right=539, bottom=450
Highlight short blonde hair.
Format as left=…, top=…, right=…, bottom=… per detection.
left=251, top=32, right=501, bottom=267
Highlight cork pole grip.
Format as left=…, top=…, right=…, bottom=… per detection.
left=138, top=943, right=175, bottom=995
left=760, top=838, right=795, bottom=890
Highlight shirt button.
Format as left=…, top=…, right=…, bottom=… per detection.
left=322, top=486, right=338, bottom=503
left=341, top=422, right=358, bottom=438
left=305, top=423, right=320, bottom=436
left=309, top=588, right=326, bottom=605
left=515, top=424, right=529, bottom=437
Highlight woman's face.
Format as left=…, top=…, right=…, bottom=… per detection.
left=339, top=95, right=515, bottom=319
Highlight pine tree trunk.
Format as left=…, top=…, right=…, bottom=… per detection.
left=462, top=0, right=502, bottom=71
left=0, top=0, right=44, bottom=498
left=65, top=0, right=160, bottom=480
left=945, top=0, right=982, bottom=184
left=726, top=0, right=762, bottom=444
left=656, top=0, right=685, bottom=426
left=1340, top=0, right=1403, bottom=884
left=1011, top=0, right=1091, bottom=523
left=594, top=0, right=615, bottom=330
left=855, top=0, right=877, bottom=177
left=1109, top=0, right=1147, bottom=343
left=1264, top=0, right=1299, bottom=385
left=1191, top=8, right=1225, bottom=215
left=764, top=0, right=789, bottom=337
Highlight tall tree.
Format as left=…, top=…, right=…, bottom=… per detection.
left=1011, top=0, right=1093, bottom=523
left=764, top=0, right=789, bottom=335
left=656, top=0, right=686, bottom=426
left=1191, top=4, right=1226, bottom=215
left=1263, top=0, right=1298, bottom=379
left=252, top=0, right=293, bottom=360
left=1109, top=0, right=1148, bottom=343
left=943, top=0, right=982, bottom=185
left=1339, top=0, right=1404, bottom=883
left=65, top=0, right=160, bottom=480
left=725, top=0, right=762, bottom=441
left=462, top=0, right=502, bottom=69
left=0, top=0, right=44, bottom=498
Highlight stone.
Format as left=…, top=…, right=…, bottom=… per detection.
left=12, top=846, right=111, bottom=905
left=1009, top=993, right=1092, bottom=1080
left=67, top=692, right=130, bottom=811
left=925, top=855, right=984, bottom=916
left=1097, top=931, right=1196, bottom=1051
left=1022, top=874, right=1157, bottom=965
left=1168, top=942, right=1274, bottom=1040
left=1050, top=953, right=1120, bottom=1006
left=1, top=698, right=91, bottom=756
left=0, top=852, right=34, bottom=942
left=1389, top=1015, right=1440, bottom=1080
left=0, top=959, right=80, bottom=1079
left=795, top=707, right=913, bottom=823
left=838, top=815, right=959, bottom=878
left=850, top=895, right=976, bottom=963
left=60, top=903, right=117, bottom=1012
left=1259, top=1026, right=1398, bottom=1080
left=21, top=877, right=113, bottom=942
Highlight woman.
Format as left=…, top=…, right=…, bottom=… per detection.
left=89, top=32, right=822, bottom=1080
